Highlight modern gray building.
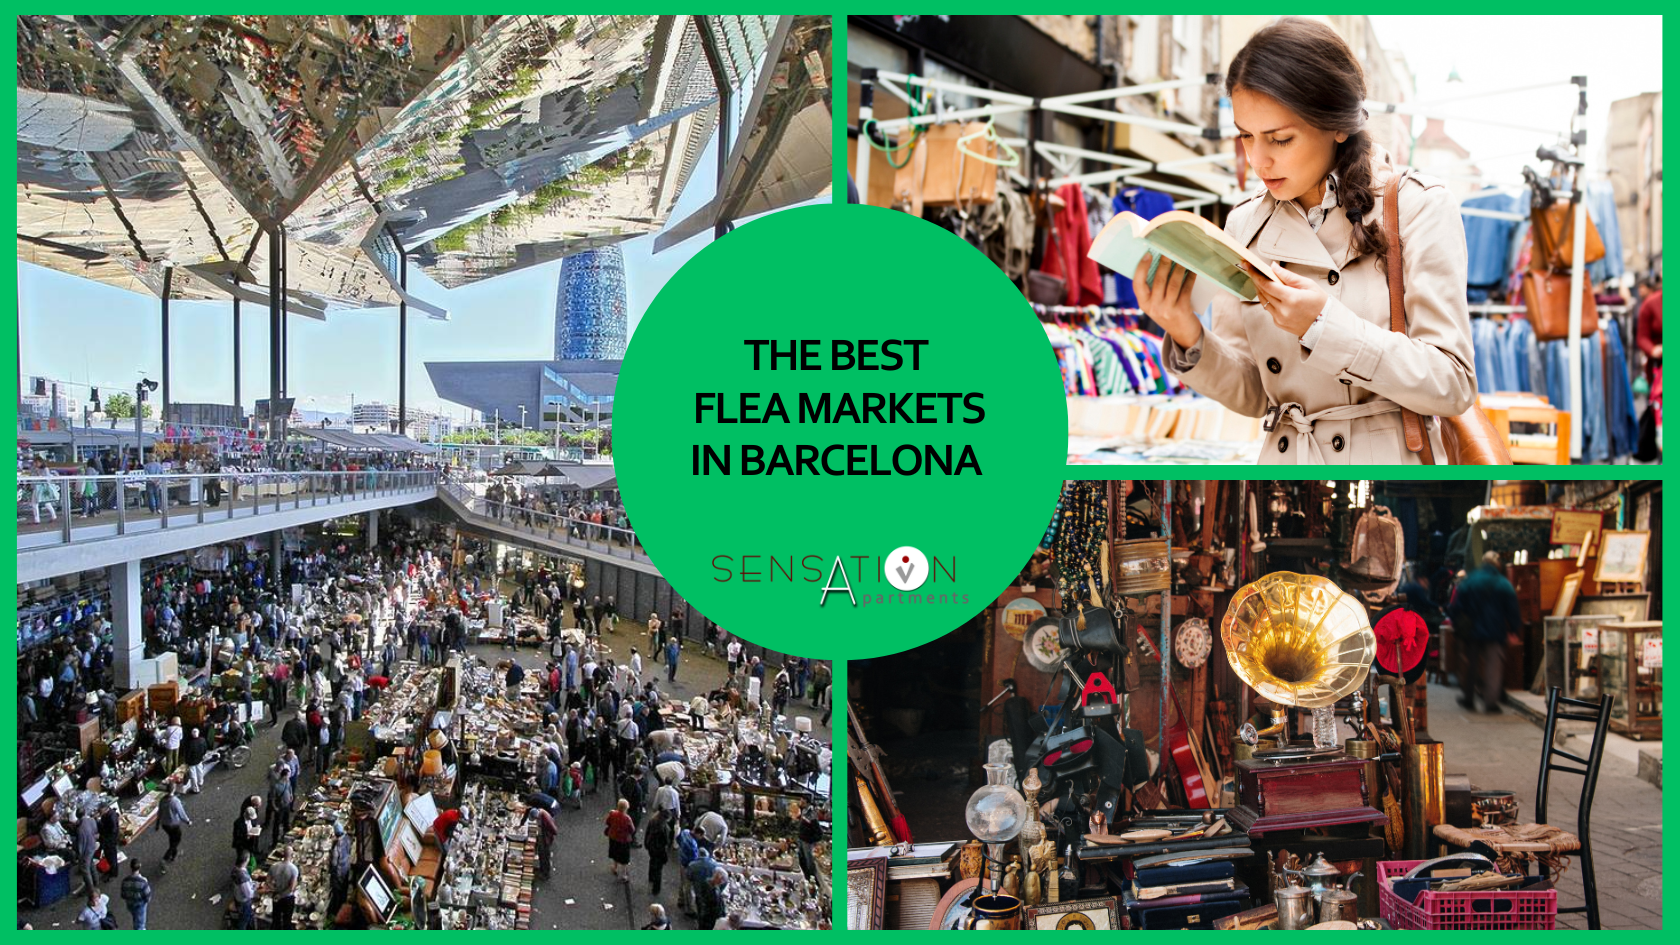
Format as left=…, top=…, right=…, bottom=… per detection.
left=424, top=359, right=618, bottom=431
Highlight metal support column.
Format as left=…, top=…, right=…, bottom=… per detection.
left=232, top=278, right=242, bottom=414
left=391, top=225, right=409, bottom=437
left=280, top=229, right=289, bottom=398
left=696, top=16, right=735, bottom=240
left=268, top=227, right=284, bottom=460
left=160, top=266, right=173, bottom=423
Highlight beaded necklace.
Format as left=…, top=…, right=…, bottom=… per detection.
left=1051, top=480, right=1109, bottom=607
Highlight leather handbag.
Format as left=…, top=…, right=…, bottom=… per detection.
left=1383, top=174, right=1513, bottom=465
left=1026, top=270, right=1066, bottom=305
left=1530, top=200, right=1605, bottom=272
left=1521, top=269, right=1599, bottom=342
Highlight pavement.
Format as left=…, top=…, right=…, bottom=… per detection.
left=22, top=616, right=831, bottom=930
left=1431, top=682, right=1663, bottom=930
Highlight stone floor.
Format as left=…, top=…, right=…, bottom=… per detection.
left=1432, top=683, right=1663, bottom=930
left=23, top=617, right=831, bottom=930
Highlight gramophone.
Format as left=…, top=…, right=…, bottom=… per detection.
left=1221, top=572, right=1386, bottom=836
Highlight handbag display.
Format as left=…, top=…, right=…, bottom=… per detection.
left=1529, top=199, right=1605, bottom=272
left=1520, top=269, right=1598, bottom=342
left=1383, top=173, right=1513, bottom=465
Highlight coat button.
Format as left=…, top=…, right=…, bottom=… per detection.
left=1266, top=357, right=1282, bottom=374
left=1340, top=378, right=1352, bottom=386
left=1332, top=434, right=1346, bottom=452
left=1328, top=270, right=1340, bottom=286
left=1278, top=436, right=1289, bottom=453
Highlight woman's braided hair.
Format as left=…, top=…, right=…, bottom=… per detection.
left=1227, top=17, right=1386, bottom=268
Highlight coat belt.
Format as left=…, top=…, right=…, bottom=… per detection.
left=1263, top=401, right=1406, bottom=464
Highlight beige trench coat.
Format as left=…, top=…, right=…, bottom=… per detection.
left=1164, top=149, right=1476, bottom=464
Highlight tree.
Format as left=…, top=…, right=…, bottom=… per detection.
left=102, top=392, right=152, bottom=419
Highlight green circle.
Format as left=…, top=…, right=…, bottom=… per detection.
left=615, top=204, right=1064, bottom=659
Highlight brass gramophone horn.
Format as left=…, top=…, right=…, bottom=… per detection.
left=1220, top=572, right=1376, bottom=709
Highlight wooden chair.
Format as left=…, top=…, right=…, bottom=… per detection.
left=1433, top=687, right=1612, bottom=928
left=1478, top=393, right=1572, bottom=465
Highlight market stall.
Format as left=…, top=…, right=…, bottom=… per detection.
left=848, top=16, right=1655, bottom=465
left=848, top=478, right=1659, bottom=930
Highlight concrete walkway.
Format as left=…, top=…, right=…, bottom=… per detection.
left=1429, top=683, right=1662, bottom=929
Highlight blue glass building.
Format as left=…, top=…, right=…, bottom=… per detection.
left=554, top=246, right=628, bottom=361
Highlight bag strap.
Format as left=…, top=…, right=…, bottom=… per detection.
left=1382, top=171, right=1436, bottom=465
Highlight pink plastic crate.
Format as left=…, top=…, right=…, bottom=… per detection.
left=1378, top=860, right=1557, bottom=930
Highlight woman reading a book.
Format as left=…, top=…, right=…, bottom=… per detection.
left=1136, top=17, right=1475, bottom=464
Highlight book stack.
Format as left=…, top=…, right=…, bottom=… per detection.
left=1124, top=856, right=1253, bottom=929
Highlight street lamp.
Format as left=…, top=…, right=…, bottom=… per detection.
left=133, top=378, right=159, bottom=471
left=518, top=404, right=528, bottom=433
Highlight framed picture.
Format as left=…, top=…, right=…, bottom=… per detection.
left=1028, top=896, right=1121, bottom=930
left=1550, top=510, right=1603, bottom=545
left=1577, top=593, right=1651, bottom=624
left=1552, top=572, right=1584, bottom=618
left=847, top=856, right=889, bottom=931
left=1594, top=531, right=1651, bottom=584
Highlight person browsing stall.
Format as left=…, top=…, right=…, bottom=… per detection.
left=1137, top=18, right=1474, bottom=464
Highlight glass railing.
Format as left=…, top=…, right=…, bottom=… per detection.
left=16, top=470, right=439, bottom=547
left=440, top=481, right=645, bottom=561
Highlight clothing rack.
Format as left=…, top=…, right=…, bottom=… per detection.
left=855, top=65, right=1598, bottom=456
left=1469, top=303, right=1631, bottom=316
left=1033, top=304, right=1144, bottom=319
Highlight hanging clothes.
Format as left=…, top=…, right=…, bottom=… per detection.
left=1584, top=180, right=1625, bottom=284
left=1603, top=325, right=1640, bottom=457
left=1107, top=186, right=1177, bottom=308
left=1043, top=317, right=1183, bottom=397
left=1471, top=316, right=1502, bottom=394
left=1041, top=182, right=1104, bottom=306
left=1460, top=188, right=1523, bottom=301
left=1541, top=334, right=1609, bottom=462
left=1501, top=316, right=1536, bottom=394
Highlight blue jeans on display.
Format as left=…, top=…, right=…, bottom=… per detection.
left=1471, top=318, right=1502, bottom=393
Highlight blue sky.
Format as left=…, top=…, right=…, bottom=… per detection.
left=18, top=131, right=723, bottom=421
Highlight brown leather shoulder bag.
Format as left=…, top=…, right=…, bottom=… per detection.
left=1383, top=173, right=1513, bottom=465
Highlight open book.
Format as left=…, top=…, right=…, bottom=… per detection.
left=1088, top=210, right=1279, bottom=302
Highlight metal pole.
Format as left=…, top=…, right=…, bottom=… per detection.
left=134, top=383, right=144, bottom=474
left=391, top=225, right=409, bottom=438
left=1565, top=81, right=1590, bottom=460
left=232, top=277, right=242, bottom=415
left=855, top=70, right=874, bottom=200
left=280, top=229, right=289, bottom=399
left=161, top=267, right=173, bottom=423
left=268, top=227, right=284, bottom=461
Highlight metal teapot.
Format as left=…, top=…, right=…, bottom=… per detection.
left=1285, top=852, right=1362, bottom=902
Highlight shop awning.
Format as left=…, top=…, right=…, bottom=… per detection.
left=21, top=426, right=165, bottom=448
left=491, top=460, right=569, bottom=477
left=551, top=464, right=618, bottom=492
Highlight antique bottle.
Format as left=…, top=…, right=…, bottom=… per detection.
left=964, top=762, right=1028, bottom=892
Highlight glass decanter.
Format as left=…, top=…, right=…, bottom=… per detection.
left=965, top=761, right=1028, bottom=892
